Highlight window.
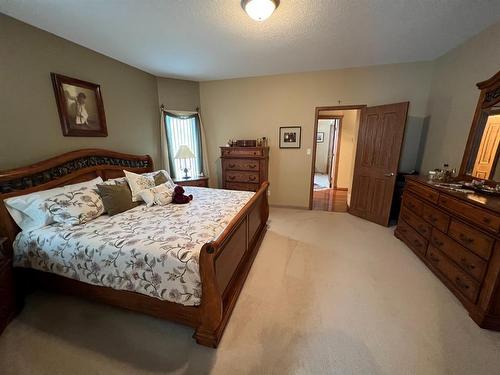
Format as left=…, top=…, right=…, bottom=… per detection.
left=164, top=112, right=204, bottom=179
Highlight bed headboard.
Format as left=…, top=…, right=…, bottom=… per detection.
left=0, top=149, right=153, bottom=253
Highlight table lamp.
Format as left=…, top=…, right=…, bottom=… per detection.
left=175, top=145, right=196, bottom=179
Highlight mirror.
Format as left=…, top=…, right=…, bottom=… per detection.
left=460, top=71, right=500, bottom=183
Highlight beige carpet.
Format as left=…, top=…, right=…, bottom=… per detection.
left=1, top=208, right=500, bottom=375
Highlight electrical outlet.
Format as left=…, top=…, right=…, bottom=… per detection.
left=267, top=189, right=271, bottom=196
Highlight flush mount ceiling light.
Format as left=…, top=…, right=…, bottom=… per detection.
left=241, top=0, right=280, bottom=22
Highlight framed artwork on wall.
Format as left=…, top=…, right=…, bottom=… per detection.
left=51, top=73, right=108, bottom=137
left=279, top=126, right=301, bottom=148
left=316, top=132, right=325, bottom=143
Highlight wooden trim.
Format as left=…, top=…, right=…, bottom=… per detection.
left=309, top=105, right=366, bottom=210
left=317, top=114, right=344, bottom=120
left=332, top=118, right=343, bottom=189
left=1, top=149, right=269, bottom=348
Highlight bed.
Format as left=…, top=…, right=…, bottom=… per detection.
left=0, top=149, right=269, bottom=347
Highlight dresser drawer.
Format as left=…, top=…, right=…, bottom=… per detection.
left=397, top=220, right=428, bottom=256
left=402, top=192, right=424, bottom=216
left=222, top=159, right=260, bottom=171
left=426, top=246, right=480, bottom=303
left=422, top=204, right=450, bottom=233
left=221, top=148, right=264, bottom=158
left=400, top=207, right=431, bottom=239
left=430, top=228, right=487, bottom=281
left=224, top=182, right=259, bottom=192
left=407, top=180, right=439, bottom=204
left=438, top=195, right=500, bottom=233
left=226, top=171, right=259, bottom=184
left=448, top=220, right=494, bottom=260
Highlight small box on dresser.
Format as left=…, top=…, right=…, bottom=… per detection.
left=220, top=146, right=269, bottom=192
left=0, top=237, right=19, bottom=335
left=395, top=176, right=500, bottom=331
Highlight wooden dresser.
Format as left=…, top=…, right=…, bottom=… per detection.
left=220, top=146, right=269, bottom=192
left=395, top=176, right=500, bottom=330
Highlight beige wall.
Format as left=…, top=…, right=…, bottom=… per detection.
left=0, top=13, right=160, bottom=169
left=420, top=21, right=500, bottom=174
left=315, top=120, right=332, bottom=174
left=200, top=62, right=433, bottom=207
left=157, top=77, right=200, bottom=111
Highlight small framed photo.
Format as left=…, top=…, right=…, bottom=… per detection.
left=317, top=132, right=325, bottom=143
left=51, top=73, right=108, bottom=137
left=279, top=126, right=301, bottom=149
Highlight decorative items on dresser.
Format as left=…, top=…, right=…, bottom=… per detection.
left=174, top=176, right=209, bottom=188
left=395, top=177, right=500, bottom=329
left=0, top=237, right=20, bottom=335
left=220, top=146, right=269, bottom=192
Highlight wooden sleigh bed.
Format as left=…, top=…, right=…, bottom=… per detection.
left=0, top=149, right=269, bottom=347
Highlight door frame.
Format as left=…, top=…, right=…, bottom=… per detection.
left=309, top=105, right=366, bottom=210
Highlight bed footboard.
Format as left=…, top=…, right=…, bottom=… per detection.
left=194, top=182, right=269, bottom=347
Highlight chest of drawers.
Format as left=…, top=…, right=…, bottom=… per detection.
left=395, top=176, right=500, bottom=330
left=220, top=146, right=269, bottom=192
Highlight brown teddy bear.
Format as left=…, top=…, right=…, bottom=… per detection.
left=172, top=185, right=193, bottom=204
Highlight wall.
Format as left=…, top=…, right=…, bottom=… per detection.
left=157, top=77, right=200, bottom=111
left=200, top=62, right=433, bottom=207
left=420, top=21, right=500, bottom=173
left=0, top=13, right=160, bottom=169
left=315, top=120, right=332, bottom=174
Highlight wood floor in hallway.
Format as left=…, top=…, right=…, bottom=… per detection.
left=312, top=188, right=348, bottom=212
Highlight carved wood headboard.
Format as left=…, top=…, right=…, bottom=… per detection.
left=0, top=149, right=154, bottom=253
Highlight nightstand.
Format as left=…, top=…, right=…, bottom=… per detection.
left=0, top=237, right=18, bottom=335
left=174, top=176, right=209, bottom=188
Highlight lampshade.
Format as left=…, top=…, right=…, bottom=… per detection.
left=175, top=145, right=195, bottom=160
left=242, top=0, right=279, bottom=22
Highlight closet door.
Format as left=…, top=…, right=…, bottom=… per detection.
left=349, top=102, right=409, bottom=226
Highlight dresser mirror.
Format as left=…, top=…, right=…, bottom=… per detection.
left=460, top=71, right=500, bottom=183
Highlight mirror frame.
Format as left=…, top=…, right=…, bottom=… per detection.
left=459, top=70, right=500, bottom=185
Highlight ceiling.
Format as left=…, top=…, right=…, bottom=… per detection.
left=1, top=0, right=500, bottom=81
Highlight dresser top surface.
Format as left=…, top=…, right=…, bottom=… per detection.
left=406, top=175, right=500, bottom=214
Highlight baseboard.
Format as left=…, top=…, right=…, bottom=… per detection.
left=270, top=204, right=309, bottom=210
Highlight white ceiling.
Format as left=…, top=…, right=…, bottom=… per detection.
left=2, top=0, right=500, bottom=81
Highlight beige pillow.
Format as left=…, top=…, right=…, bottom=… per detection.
left=124, top=170, right=155, bottom=202
left=97, top=184, right=139, bottom=216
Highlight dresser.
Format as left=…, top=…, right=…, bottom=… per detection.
left=0, top=237, right=18, bottom=335
left=395, top=176, right=500, bottom=330
left=220, top=146, right=269, bottom=192
left=174, top=176, right=209, bottom=188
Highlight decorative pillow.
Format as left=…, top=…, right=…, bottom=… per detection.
left=139, top=182, right=175, bottom=207
left=124, top=170, right=155, bottom=202
left=46, top=186, right=105, bottom=226
left=154, top=172, right=168, bottom=186
left=4, top=177, right=103, bottom=232
left=97, top=184, right=139, bottom=216
left=100, top=177, right=128, bottom=186
left=142, top=170, right=175, bottom=185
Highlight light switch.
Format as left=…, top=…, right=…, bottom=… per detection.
left=306, top=148, right=311, bottom=155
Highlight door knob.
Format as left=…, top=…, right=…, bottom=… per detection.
left=384, top=172, right=395, bottom=177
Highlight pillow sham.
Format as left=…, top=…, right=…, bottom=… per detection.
left=139, top=182, right=175, bottom=207
left=4, top=177, right=103, bottom=232
left=97, top=184, right=139, bottom=216
left=46, top=186, right=105, bottom=226
left=124, top=170, right=156, bottom=202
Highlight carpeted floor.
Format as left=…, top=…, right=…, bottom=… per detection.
left=1, top=208, right=500, bottom=374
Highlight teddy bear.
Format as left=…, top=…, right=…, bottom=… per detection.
left=172, top=185, right=193, bottom=204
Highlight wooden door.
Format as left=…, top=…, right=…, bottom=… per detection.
left=472, top=115, right=500, bottom=179
left=349, top=102, right=409, bottom=226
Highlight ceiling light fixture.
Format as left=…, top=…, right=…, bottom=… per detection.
left=241, top=0, right=280, bottom=22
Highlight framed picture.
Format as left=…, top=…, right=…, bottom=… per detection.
left=279, top=126, right=301, bottom=149
left=317, top=132, right=325, bottom=143
left=51, top=73, right=108, bottom=137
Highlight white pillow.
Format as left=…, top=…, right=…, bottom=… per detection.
left=139, top=182, right=175, bottom=207
left=124, top=170, right=155, bottom=202
left=46, top=185, right=105, bottom=226
left=4, top=177, right=103, bottom=232
left=142, top=170, right=175, bottom=185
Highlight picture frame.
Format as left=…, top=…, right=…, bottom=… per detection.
left=279, top=126, right=302, bottom=149
left=51, top=73, right=108, bottom=137
left=317, top=132, right=325, bottom=143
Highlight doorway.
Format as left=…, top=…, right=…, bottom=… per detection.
left=310, top=106, right=364, bottom=212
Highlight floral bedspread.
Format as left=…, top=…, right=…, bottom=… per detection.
left=13, top=187, right=254, bottom=306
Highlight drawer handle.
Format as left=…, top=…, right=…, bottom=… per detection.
left=455, top=277, right=470, bottom=290
left=458, top=233, right=474, bottom=244
left=229, top=176, right=236, bottom=180
left=429, top=254, right=440, bottom=263
left=432, top=238, right=444, bottom=247
left=417, top=225, right=428, bottom=234
left=408, top=203, right=416, bottom=209
left=482, top=217, right=492, bottom=224
left=229, top=164, right=236, bottom=168
left=427, top=215, right=438, bottom=223
left=249, top=176, right=256, bottom=181
left=248, top=164, right=257, bottom=169
left=460, top=258, right=475, bottom=271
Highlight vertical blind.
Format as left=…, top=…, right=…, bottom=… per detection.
left=164, top=112, right=204, bottom=179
